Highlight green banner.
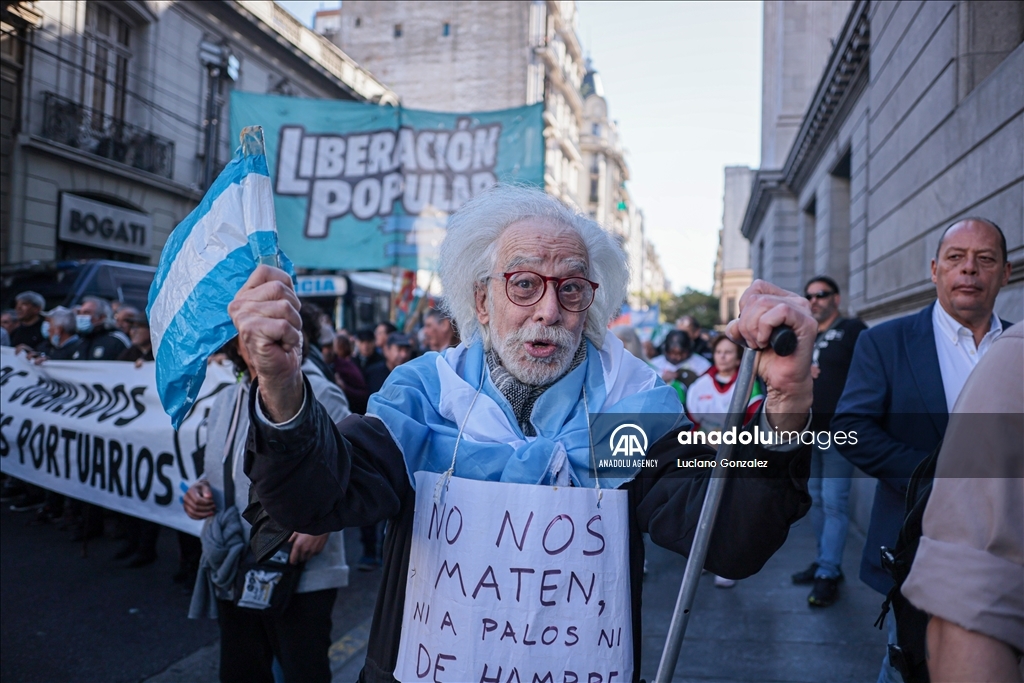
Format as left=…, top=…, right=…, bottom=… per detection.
left=230, top=93, right=545, bottom=271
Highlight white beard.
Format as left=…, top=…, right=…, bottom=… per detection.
left=490, top=321, right=581, bottom=386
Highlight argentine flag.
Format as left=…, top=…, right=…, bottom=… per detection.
left=148, top=127, right=293, bottom=428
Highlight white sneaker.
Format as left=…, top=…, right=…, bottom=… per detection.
left=713, top=575, right=736, bottom=588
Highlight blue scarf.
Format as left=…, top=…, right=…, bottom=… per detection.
left=367, top=331, right=684, bottom=489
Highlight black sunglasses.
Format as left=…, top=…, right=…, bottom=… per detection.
left=804, top=291, right=835, bottom=301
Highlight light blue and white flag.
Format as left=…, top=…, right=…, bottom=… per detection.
left=148, top=127, right=293, bottom=428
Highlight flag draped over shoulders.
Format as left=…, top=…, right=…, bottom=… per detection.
left=367, top=331, right=685, bottom=489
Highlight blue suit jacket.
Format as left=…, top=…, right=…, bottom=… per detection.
left=832, top=302, right=1011, bottom=593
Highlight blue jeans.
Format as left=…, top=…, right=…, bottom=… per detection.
left=876, top=612, right=901, bottom=683
left=807, top=442, right=853, bottom=580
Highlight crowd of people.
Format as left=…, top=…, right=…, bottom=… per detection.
left=2, top=201, right=1019, bottom=683
left=0, top=292, right=204, bottom=580
left=0, top=288, right=470, bottom=683
left=0, top=291, right=463, bottom=564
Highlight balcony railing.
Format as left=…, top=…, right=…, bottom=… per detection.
left=41, top=92, right=175, bottom=179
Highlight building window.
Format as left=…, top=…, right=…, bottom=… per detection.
left=589, top=178, right=599, bottom=203
left=394, top=24, right=402, bottom=38
left=355, top=17, right=361, bottom=28
left=82, top=3, right=132, bottom=126
left=443, top=22, right=450, bottom=36
left=592, top=123, right=600, bottom=135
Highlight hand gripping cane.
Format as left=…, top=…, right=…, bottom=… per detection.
left=654, top=326, right=797, bottom=683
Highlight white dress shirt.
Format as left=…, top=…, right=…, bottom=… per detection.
left=932, top=303, right=1002, bottom=412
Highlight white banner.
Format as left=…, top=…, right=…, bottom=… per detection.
left=395, top=471, right=633, bottom=683
left=0, top=347, right=237, bottom=535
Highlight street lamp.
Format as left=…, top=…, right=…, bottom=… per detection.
left=198, top=40, right=239, bottom=188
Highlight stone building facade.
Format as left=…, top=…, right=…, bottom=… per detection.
left=741, top=0, right=1023, bottom=324
left=579, top=66, right=667, bottom=307
left=713, top=165, right=755, bottom=325
left=324, top=1, right=572, bottom=200
left=741, top=0, right=1024, bottom=533
left=1, top=0, right=393, bottom=268
left=319, top=0, right=668, bottom=302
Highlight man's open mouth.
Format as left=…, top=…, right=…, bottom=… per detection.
left=525, top=340, right=559, bottom=358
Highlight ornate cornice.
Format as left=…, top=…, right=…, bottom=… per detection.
left=739, top=170, right=785, bottom=241
left=781, top=0, right=870, bottom=191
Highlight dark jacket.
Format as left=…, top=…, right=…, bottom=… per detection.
left=692, top=335, right=713, bottom=362
left=832, top=302, right=1012, bottom=594
left=356, top=349, right=385, bottom=371
left=334, top=355, right=370, bottom=414
left=82, top=325, right=131, bottom=360
left=10, top=318, right=44, bottom=349
left=118, top=346, right=154, bottom=362
left=39, top=335, right=87, bottom=360
left=245, top=377, right=811, bottom=683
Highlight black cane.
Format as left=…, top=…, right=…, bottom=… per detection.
left=654, top=326, right=797, bottom=683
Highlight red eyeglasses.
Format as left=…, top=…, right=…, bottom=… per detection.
left=501, top=271, right=599, bottom=313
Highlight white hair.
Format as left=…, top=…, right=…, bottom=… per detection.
left=81, top=296, right=113, bottom=321
left=439, top=184, right=628, bottom=350
left=15, top=291, right=45, bottom=309
left=47, top=308, right=76, bottom=334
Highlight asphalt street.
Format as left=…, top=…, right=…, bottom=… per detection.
left=0, top=504, right=379, bottom=683
left=2, top=500, right=886, bottom=682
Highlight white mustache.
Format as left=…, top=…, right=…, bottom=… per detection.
left=503, top=324, right=577, bottom=349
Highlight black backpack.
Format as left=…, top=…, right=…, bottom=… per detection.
left=874, top=441, right=941, bottom=683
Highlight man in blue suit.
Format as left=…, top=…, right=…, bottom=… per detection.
left=833, top=217, right=1013, bottom=683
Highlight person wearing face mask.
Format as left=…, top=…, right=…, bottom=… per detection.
left=76, top=296, right=131, bottom=360
left=36, top=307, right=86, bottom=360
left=15, top=307, right=86, bottom=520
left=54, top=297, right=130, bottom=540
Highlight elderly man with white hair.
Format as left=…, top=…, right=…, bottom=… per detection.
left=231, top=185, right=816, bottom=683
left=37, top=306, right=86, bottom=360
left=76, top=295, right=131, bottom=360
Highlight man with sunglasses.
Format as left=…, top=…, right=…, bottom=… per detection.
left=229, top=185, right=818, bottom=682
left=791, top=276, right=865, bottom=607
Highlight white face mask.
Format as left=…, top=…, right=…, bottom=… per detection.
left=76, top=315, right=93, bottom=333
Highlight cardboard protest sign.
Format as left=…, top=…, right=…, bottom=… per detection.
left=0, top=348, right=237, bottom=535
left=395, top=471, right=633, bottom=683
